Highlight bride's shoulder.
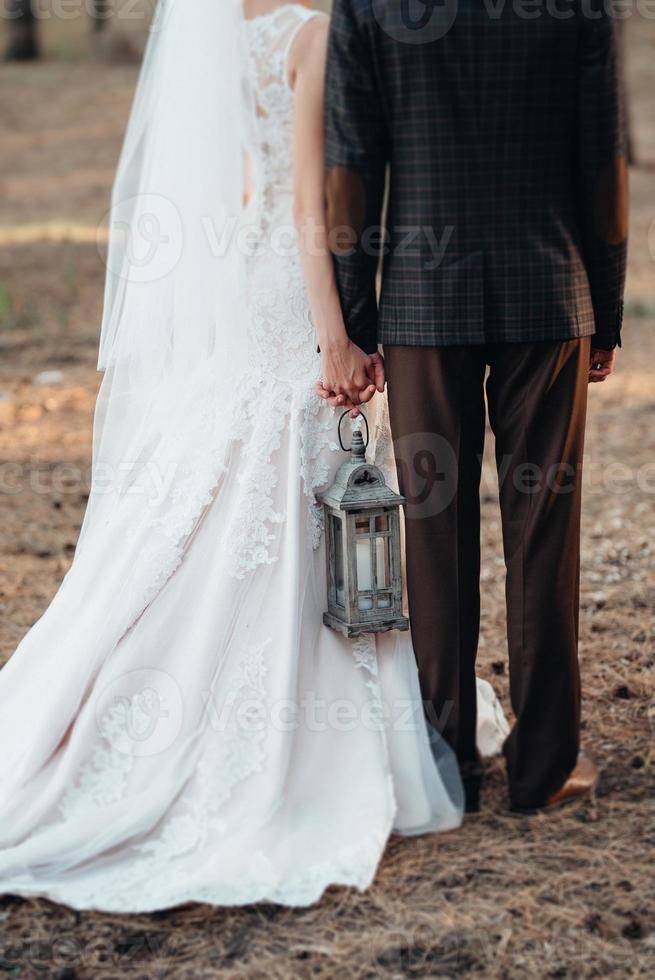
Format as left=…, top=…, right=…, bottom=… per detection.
left=288, top=10, right=329, bottom=88
left=294, top=8, right=330, bottom=46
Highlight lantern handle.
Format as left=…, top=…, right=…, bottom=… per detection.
left=338, top=411, right=370, bottom=454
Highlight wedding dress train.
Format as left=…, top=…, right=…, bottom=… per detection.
left=0, top=4, right=507, bottom=912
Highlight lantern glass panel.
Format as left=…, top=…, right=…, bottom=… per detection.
left=356, top=532, right=373, bottom=605
left=332, top=515, right=345, bottom=607
left=375, top=536, right=390, bottom=590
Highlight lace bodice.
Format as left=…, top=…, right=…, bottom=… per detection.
left=244, top=4, right=319, bottom=195
left=240, top=5, right=324, bottom=395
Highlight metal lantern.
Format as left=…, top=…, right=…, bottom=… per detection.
left=318, top=414, right=409, bottom=637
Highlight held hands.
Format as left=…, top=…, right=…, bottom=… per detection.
left=589, top=347, right=617, bottom=383
left=316, top=340, right=386, bottom=417
left=317, top=341, right=614, bottom=402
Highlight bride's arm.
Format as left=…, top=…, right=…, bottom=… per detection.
left=289, top=16, right=383, bottom=412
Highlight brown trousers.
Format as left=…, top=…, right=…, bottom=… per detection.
left=385, top=338, right=590, bottom=809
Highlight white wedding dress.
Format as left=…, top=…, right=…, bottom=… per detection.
left=0, top=4, right=507, bottom=913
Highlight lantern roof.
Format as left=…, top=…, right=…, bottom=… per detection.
left=317, top=429, right=405, bottom=511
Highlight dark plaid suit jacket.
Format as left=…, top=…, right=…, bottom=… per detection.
left=324, top=0, right=628, bottom=353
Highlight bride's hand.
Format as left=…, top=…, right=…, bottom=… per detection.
left=316, top=339, right=380, bottom=411
left=315, top=384, right=362, bottom=418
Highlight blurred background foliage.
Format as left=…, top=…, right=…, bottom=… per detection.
left=1, top=0, right=332, bottom=62
left=0, top=1, right=648, bottom=168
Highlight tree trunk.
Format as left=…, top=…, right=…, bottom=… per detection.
left=90, top=0, right=111, bottom=34
left=5, top=0, right=39, bottom=61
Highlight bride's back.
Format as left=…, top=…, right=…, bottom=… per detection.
left=244, top=3, right=318, bottom=193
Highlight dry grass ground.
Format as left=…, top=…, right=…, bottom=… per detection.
left=0, top=10, right=654, bottom=980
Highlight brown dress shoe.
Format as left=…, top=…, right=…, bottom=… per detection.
left=509, top=753, right=599, bottom=815
left=544, top=752, right=599, bottom=809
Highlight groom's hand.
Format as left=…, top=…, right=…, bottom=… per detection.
left=589, top=347, right=617, bottom=383
left=316, top=339, right=383, bottom=411
left=368, top=351, right=386, bottom=393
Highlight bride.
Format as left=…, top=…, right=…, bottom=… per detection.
left=0, top=0, right=506, bottom=912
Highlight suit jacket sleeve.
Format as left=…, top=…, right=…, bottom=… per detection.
left=324, top=0, right=388, bottom=355
left=577, top=0, right=628, bottom=350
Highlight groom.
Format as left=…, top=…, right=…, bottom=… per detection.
left=320, top=0, right=628, bottom=812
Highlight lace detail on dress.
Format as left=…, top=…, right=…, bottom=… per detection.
left=300, top=395, right=340, bottom=549
left=136, top=640, right=271, bottom=864
left=244, top=5, right=319, bottom=191
left=49, top=635, right=396, bottom=912
left=59, top=700, right=137, bottom=818
left=370, top=394, right=399, bottom=491
left=351, top=633, right=397, bottom=839
left=242, top=5, right=320, bottom=257
left=219, top=382, right=337, bottom=579
left=47, top=635, right=394, bottom=912
left=207, top=5, right=333, bottom=572
left=352, top=634, right=379, bottom=679
left=224, top=388, right=288, bottom=580
left=133, top=450, right=232, bottom=610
